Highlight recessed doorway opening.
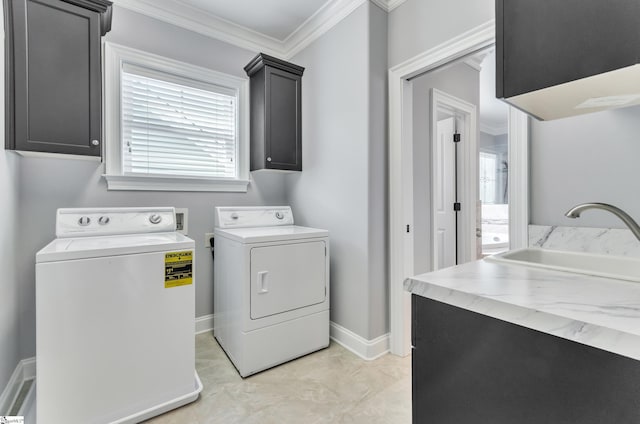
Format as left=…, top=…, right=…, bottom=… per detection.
left=388, top=22, right=530, bottom=357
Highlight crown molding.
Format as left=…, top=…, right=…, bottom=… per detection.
left=112, top=0, right=286, bottom=56
left=113, top=0, right=388, bottom=60
left=464, top=54, right=486, bottom=72
left=284, top=0, right=367, bottom=58
left=370, top=0, right=406, bottom=12
left=480, top=121, right=509, bottom=136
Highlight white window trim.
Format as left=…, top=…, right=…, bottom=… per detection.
left=103, top=42, right=250, bottom=192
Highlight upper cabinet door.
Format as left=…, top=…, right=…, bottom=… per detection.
left=245, top=53, right=304, bottom=172
left=265, top=67, right=302, bottom=171
left=6, top=0, right=112, bottom=156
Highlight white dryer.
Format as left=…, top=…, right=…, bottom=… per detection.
left=36, top=207, right=201, bottom=424
left=213, top=206, right=329, bottom=377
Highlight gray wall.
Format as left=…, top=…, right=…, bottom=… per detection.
left=411, top=62, right=479, bottom=274
left=480, top=132, right=508, bottom=153
left=530, top=105, right=640, bottom=228
left=0, top=150, right=18, bottom=394
left=14, top=6, right=287, bottom=359
left=0, top=0, right=20, bottom=393
left=366, top=4, right=389, bottom=341
left=387, top=0, right=494, bottom=68
left=286, top=2, right=389, bottom=340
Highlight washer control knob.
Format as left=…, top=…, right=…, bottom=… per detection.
left=98, top=216, right=110, bottom=225
left=149, top=214, right=162, bottom=224
left=230, top=213, right=239, bottom=220
left=275, top=211, right=284, bottom=220
left=78, top=216, right=91, bottom=226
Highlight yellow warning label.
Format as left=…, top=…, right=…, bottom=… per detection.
left=165, top=251, right=193, bottom=288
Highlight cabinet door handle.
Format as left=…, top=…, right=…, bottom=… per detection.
left=91, top=139, right=100, bottom=146
left=257, top=271, right=269, bottom=294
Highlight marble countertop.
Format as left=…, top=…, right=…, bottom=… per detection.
left=405, top=259, right=640, bottom=361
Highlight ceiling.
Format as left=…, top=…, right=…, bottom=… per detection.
left=179, top=0, right=329, bottom=41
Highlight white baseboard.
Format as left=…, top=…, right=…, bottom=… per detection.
left=0, top=357, right=36, bottom=415
left=195, top=314, right=215, bottom=335
left=17, top=379, right=36, bottom=418
left=330, top=322, right=390, bottom=360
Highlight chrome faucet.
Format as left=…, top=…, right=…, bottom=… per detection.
left=565, top=202, right=640, bottom=241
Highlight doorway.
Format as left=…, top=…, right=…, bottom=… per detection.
left=430, top=89, right=477, bottom=271
left=388, top=22, right=530, bottom=357
left=478, top=49, right=510, bottom=257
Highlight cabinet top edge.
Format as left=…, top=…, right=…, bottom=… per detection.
left=244, top=53, right=305, bottom=77
left=61, top=0, right=112, bottom=13
left=61, top=0, right=113, bottom=35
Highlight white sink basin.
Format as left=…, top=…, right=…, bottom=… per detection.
left=485, top=248, right=640, bottom=283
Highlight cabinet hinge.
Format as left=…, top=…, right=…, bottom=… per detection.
left=453, top=202, right=461, bottom=212
left=406, top=224, right=410, bottom=233
left=453, top=133, right=461, bottom=143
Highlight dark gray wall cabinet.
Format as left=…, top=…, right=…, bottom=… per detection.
left=5, top=0, right=112, bottom=156
left=496, top=0, right=640, bottom=120
left=497, top=0, right=640, bottom=98
left=244, top=53, right=304, bottom=172
left=412, top=295, right=640, bottom=424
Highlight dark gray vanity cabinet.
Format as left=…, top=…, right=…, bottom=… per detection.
left=244, top=53, right=304, bottom=172
left=496, top=0, right=640, bottom=100
left=5, top=0, right=112, bottom=156
left=412, top=295, right=640, bottom=424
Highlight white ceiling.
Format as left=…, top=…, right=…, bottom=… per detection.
left=179, top=0, right=329, bottom=41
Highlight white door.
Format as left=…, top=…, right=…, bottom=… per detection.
left=433, top=116, right=457, bottom=270
left=250, top=240, right=327, bottom=319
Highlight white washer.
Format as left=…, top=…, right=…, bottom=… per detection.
left=36, top=207, right=202, bottom=424
left=213, top=206, right=330, bottom=377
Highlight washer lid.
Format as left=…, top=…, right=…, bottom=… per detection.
left=36, top=232, right=194, bottom=263
left=214, top=225, right=328, bottom=244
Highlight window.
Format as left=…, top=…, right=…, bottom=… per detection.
left=104, top=43, right=249, bottom=192
left=479, top=151, right=497, bottom=204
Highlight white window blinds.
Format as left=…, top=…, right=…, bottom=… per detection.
left=121, top=64, right=238, bottom=179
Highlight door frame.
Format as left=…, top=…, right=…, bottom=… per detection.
left=431, top=89, right=477, bottom=269
left=388, top=20, right=530, bottom=356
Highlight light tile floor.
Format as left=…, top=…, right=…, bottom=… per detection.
left=145, top=334, right=412, bottom=424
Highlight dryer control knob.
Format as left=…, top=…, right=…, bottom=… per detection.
left=98, top=216, right=110, bottom=225
left=275, top=211, right=284, bottom=220
left=149, top=214, right=162, bottom=224
left=78, top=216, right=91, bottom=226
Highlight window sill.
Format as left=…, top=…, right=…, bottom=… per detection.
left=103, top=174, right=250, bottom=192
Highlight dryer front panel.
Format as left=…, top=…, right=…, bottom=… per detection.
left=250, top=240, right=327, bottom=319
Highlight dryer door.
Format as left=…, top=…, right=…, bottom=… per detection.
left=250, top=240, right=327, bottom=319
